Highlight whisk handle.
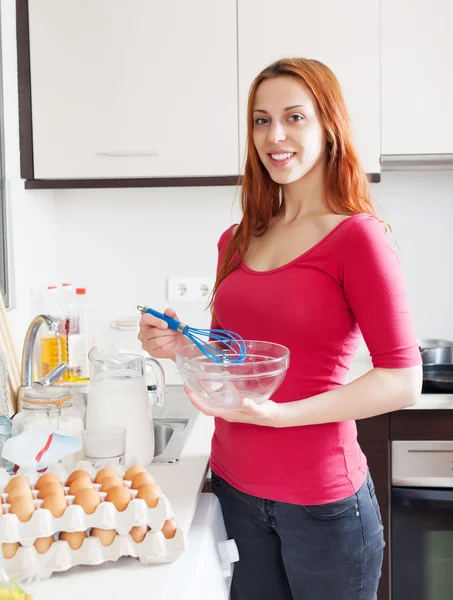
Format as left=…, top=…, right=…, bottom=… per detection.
left=138, top=306, right=183, bottom=332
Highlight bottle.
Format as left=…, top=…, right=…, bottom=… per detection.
left=0, top=346, right=13, bottom=473
left=68, top=288, right=92, bottom=382
left=60, top=282, right=75, bottom=335
left=40, top=285, right=69, bottom=383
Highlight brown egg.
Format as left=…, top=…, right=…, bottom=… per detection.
left=7, top=486, right=33, bottom=503
left=60, top=530, right=87, bottom=550
left=91, top=528, right=117, bottom=547
left=66, top=470, right=92, bottom=487
left=42, top=493, right=68, bottom=518
left=136, top=484, right=160, bottom=508
left=94, top=468, right=118, bottom=484
left=129, top=525, right=150, bottom=543
left=8, top=496, right=36, bottom=522
left=162, top=517, right=178, bottom=539
left=131, top=471, right=154, bottom=490
left=105, top=485, right=131, bottom=512
left=73, top=488, right=101, bottom=514
left=68, top=477, right=94, bottom=496
left=34, top=536, right=54, bottom=554
left=2, top=542, right=20, bottom=559
left=100, top=476, right=124, bottom=493
left=0, top=503, right=5, bottom=517
left=124, top=465, right=147, bottom=482
left=34, top=473, right=60, bottom=490
left=5, top=476, right=31, bottom=494
left=37, top=482, right=65, bottom=500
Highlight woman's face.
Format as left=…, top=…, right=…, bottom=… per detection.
left=252, top=76, right=327, bottom=185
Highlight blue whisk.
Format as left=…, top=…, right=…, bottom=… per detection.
left=137, top=306, right=247, bottom=364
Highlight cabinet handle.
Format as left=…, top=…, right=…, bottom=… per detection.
left=96, top=151, right=159, bottom=157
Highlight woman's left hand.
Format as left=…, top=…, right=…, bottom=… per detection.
left=184, top=388, right=281, bottom=427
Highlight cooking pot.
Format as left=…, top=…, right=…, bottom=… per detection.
left=418, top=339, right=453, bottom=365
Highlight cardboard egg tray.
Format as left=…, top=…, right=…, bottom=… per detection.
left=2, top=528, right=186, bottom=579
left=0, top=462, right=186, bottom=574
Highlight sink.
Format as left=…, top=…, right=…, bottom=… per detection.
left=150, top=385, right=198, bottom=463
left=154, top=422, right=175, bottom=457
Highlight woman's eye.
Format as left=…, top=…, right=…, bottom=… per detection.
left=289, top=114, right=303, bottom=122
left=255, top=117, right=269, bottom=126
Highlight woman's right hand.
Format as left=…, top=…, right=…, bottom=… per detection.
left=138, top=308, right=187, bottom=361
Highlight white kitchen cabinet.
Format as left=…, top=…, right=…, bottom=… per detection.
left=28, top=1, right=239, bottom=179
left=237, top=0, right=380, bottom=174
left=381, top=0, right=453, bottom=156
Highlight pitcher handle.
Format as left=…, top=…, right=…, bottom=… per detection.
left=143, top=357, right=165, bottom=406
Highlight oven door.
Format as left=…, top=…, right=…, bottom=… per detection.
left=392, top=487, right=453, bottom=600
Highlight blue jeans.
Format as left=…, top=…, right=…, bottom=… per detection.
left=212, top=470, right=385, bottom=600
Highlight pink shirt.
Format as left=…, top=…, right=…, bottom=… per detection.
left=209, top=214, right=421, bottom=505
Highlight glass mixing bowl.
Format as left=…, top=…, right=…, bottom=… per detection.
left=176, top=340, right=290, bottom=409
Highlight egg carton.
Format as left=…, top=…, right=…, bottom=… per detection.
left=0, top=462, right=174, bottom=545
left=2, top=528, right=186, bottom=580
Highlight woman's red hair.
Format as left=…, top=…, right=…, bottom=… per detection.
left=210, top=57, right=376, bottom=309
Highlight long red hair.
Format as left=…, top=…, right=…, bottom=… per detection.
left=210, top=57, right=376, bottom=309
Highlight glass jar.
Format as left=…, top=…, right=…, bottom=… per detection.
left=12, top=386, right=84, bottom=469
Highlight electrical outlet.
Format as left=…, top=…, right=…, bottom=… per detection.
left=167, top=276, right=216, bottom=303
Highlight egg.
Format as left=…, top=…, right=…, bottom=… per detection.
left=5, top=476, right=31, bottom=494
left=34, top=473, right=60, bottom=490
left=100, top=476, right=124, bottom=493
left=2, top=542, right=20, bottom=559
left=8, top=496, right=36, bottom=522
left=73, top=488, right=101, bottom=514
left=37, top=481, right=65, bottom=500
left=0, top=503, right=5, bottom=516
left=124, top=465, right=148, bottom=482
left=7, top=486, right=33, bottom=503
left=66, top=470, right=92, bottom=487
left=34, top=536, right=54, bottom=554
left=94, top=468, right=118, bottom=484
left=161, top=517, right=178, bottom=539
left=105, top=485, right=131, bottom=512
left=131, top=471, right=154, bottom=490
left=68, top=477, right=94, bottom=496
left=136, top=483, right=160, bottom=508
left=42, top=493, right=68, bottom=518
left=60, top=530, right=87, bottom=550
left=129, top=525, right=150, bottom=543
left=91, top=528, right=117, bottom=546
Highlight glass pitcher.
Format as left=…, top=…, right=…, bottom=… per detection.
left=85, top=348, right=165, bottom=465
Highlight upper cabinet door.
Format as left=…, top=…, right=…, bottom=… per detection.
left=381, top=0, right=453, bottom=156
left=237, top=0, right=380, bottom=174
left=28, top=1, right=239, bottom=179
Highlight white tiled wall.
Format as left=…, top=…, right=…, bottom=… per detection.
left=49, top=171, right=453, bottom=354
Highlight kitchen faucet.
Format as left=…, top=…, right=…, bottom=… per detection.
left=17, top=314, right=68, bottom=411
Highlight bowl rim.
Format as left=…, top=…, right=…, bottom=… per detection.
left=176, top=339, right=290, bottom=379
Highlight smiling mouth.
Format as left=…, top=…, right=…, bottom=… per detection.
left=268, top=152, right=296, bottom=164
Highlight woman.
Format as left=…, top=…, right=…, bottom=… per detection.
left=138, top=58, right=422, bottom=600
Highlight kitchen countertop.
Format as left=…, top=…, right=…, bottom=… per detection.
left=35, top=356, right=450, bottom=598
left=36, top=412, right=215, bottom=600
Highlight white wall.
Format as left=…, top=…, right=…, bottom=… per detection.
left=1, top=0, right=58, bottom=353
left=373, top=170, right=453, bottom=341
left=51, top=170, right=453, bottom=356
left=52, top=186, right=242, bottom=344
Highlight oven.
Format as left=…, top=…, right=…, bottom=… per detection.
left=392, top=440, right=453, bottom=600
